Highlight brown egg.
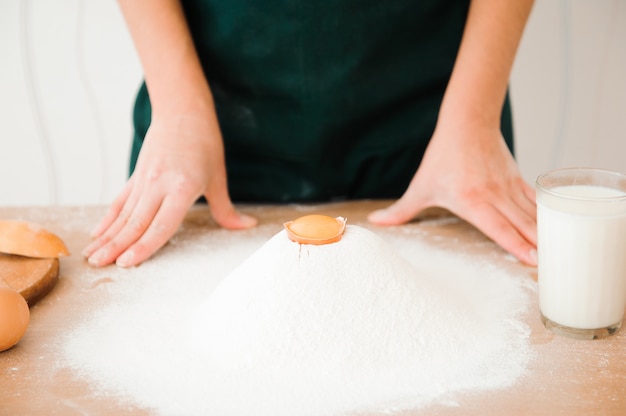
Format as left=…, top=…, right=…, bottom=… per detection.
left=284, top=215, right=347, bottom=245
left=0, top=220, right=69, bottom=258
left=0, top=287, right=30, bottom=352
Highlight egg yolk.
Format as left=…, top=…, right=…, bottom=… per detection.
left=284, top=215, right=346, bottom=245
left=0, top=287, right=30, bottom=352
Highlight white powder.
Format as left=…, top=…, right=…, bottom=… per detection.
left=59, top=222, right=533, bottom=416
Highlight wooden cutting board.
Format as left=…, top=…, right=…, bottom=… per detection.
left=0, top=254, right=59, bottom=306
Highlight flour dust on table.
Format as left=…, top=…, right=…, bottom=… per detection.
left=60, top=222, right=533, bottom=416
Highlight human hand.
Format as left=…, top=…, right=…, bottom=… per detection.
left=368, top=122, right=537, bottom=266
left=82, top=116, right=257, bottom=267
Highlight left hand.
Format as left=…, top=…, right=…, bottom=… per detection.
left=368, top=121, right=537, bottom=266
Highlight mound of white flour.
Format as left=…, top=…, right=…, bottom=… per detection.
left=61, top=223, right=532, bottom=416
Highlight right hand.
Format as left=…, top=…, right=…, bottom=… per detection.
left=82, top=115, right=257, bottom=268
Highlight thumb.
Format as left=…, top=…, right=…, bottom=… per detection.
left=204, top=180, right=257, bottom=230
left=368, top=196, right=428, bottom=226
left=208, top=196, right=257, bottom=230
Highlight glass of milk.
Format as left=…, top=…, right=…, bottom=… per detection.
left=536, top=167, right=626, bottom=339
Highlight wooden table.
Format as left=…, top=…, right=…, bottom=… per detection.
left=1, top=202, right=625, bottom=415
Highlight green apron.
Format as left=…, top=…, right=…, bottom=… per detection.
left=131, top=0, right=514, bottom=202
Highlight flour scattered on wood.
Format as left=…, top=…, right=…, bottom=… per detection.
left=59, top=222, right=533, bottom=416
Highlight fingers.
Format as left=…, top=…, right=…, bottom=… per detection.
left=83, top=188, right=167, bottom=267
left=82, top=180, right=140, bottom=259
left=462, top=201, right=537, bottom=266
left=86, top=198, right=255, bottom=268
left=114, top=195, right=190, bottom=267
left=83, top=179, right=256, bottom=268
left=368, top=180, right=538, bottom=266
left=89, top=179, right=134, bottom=239
left=509, top=180, right=537, bottom=245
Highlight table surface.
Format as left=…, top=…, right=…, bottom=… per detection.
left=1, top=201, right=625, bottom=416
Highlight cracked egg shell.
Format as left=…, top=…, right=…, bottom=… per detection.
left=284, top=215, right=346, bottom=245
left=0, top=220, right=70, bottom=259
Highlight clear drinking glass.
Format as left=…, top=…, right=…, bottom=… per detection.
left=536, top=167, right=626, bottom=339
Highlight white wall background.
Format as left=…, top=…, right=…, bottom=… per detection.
left=1, top=0, right=140, bottom=206
left=1, top=0, right=625, bottom=207
left=511, top=0, right=626, bottom=181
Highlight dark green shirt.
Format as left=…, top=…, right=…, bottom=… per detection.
left=131, top=0, right=514, bottom=202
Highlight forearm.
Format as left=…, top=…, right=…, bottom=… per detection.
left=117, top=0, right=215, bottom=121
left=439, top=0, right=534, bottom=129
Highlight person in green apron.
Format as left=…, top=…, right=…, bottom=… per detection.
left=84, top=0, right=537, bottom=268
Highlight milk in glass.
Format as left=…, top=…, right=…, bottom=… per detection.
left=536, top=169, right=626, bottom=339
